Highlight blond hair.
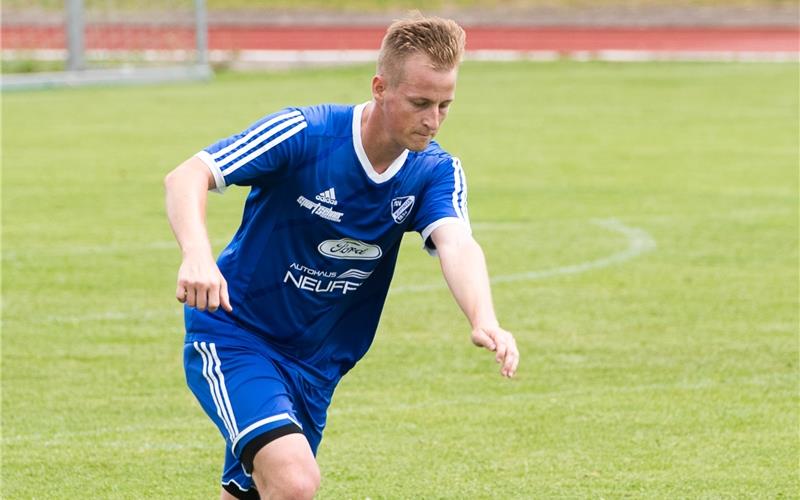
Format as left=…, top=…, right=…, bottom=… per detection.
left=377, top=13, right=466, bottom=85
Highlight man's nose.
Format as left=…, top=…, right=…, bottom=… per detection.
left=422, top=107, right=440, bottom=131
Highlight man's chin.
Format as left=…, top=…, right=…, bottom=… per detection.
left=406, top=137, right=432, bottom=152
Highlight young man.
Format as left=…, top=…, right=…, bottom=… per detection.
left=165, top=15, right=518, bottom=500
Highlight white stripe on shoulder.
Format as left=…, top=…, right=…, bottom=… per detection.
left=222, top=121, right=308, bottom=177
left=451, top=157, right=465, bottom=220
left=212, top=110, right=301, bottom=161
left=455, top=158, right=469, bottom=223
left=218, top=114, right=306, bottom=172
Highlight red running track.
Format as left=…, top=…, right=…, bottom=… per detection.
left=2, top=25, right=798, bottom=52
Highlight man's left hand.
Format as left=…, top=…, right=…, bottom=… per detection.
left=471, top=325, right=519, bottom=378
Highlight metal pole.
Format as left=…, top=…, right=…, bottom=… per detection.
left=195, top=0, right=208, bottom=66
left=66, top=0, right=85, bottom=71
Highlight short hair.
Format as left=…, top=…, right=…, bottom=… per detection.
left=377, top=13, right=466, bottom=85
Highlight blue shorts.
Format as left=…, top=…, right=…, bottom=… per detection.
left=184, top=332, right=335, bottom=497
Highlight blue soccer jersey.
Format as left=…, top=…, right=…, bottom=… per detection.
left=186, top=102, right=470, bottom=385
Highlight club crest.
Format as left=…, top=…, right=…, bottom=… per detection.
left=390, top=196, right=415, bottom=224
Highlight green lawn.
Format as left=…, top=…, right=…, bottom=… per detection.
left=2, top=61, right=798, bottom=498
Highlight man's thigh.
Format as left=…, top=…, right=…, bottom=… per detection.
left=184, top=335, right=336, bottom=496
left=185, top=340, right=307, bottom=494
left=184, top=340, right=304, bottom=453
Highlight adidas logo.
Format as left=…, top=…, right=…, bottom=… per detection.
left=315, top=187, right=338, bottom=206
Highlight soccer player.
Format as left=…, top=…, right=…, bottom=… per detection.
left=165, top=14, right=519, bottom=500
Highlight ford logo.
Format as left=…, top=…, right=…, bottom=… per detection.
left=318, top=238, right=382, bottom=260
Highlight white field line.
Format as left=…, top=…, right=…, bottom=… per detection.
left=20, top=218, right=653, bottom=324
left=390, top=218, right=656, bottom=294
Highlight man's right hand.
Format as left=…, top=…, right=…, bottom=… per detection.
left=175, top=252, right=232, bottom=313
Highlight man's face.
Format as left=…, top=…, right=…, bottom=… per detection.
left=376, top=53, right=458, bottom=152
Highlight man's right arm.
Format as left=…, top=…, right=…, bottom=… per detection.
left=164, top=156, right=232, bottom=313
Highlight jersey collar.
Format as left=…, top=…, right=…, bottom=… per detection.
left=352, top=102, right=409, bottom=184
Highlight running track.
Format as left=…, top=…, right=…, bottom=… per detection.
left=2, top=25, right=798, bottom=53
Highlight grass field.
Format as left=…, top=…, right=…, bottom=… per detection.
left=2, top=61, right=798, bottom=498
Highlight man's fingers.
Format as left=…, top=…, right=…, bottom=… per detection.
left=207, top=282, right=221, bottom=312
left=175, top=259, right=231, bottom=312
left=503, top=339, right=519, bottom=378
left=480, top=329, right=518, bottom=378
left=472, top=329, right=496, bottom=351
left=472, top=327, right=518, bottom=378
left=176, top=270, right=231, bottom=313
left=220, top=279, right=233, bottom=312
left=510, top=350, right=519, bottom=377
left=494, top=341, right=508, bottom=364
left=195, top=284, right=208, bottom=311
left=502, top=346, right=518, bottom=378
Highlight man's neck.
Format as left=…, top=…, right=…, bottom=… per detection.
left=360, top=101, right=405, bottom=174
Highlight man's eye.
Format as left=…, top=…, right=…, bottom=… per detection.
left=413, top=101, right=428, bottom=107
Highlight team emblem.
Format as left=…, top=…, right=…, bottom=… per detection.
left=390, top=196, right=415, bottom=224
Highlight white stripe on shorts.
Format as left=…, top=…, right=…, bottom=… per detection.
left=209, top=343, right=239, bottom=435
left=193, top=341, right=302, bottom=457
left=231, top=412, right=302, bottom=453
left=194, top=341, right=237, bottom=439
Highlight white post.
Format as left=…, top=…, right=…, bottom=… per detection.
left=195, top=0, right=208, bottom=66
left=66, top=0, right=85, bottom=71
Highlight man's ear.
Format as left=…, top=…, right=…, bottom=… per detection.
left=372, top=74, right=386, bottom=104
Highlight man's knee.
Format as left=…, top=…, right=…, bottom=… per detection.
left=250, top=433, right=320, bottom=500
left=255, top=462, right=319, bottom=499
left=253, top=459, right=320, bottom=499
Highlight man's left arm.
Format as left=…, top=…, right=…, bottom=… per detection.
left=431, top=223, right=519, bottom=378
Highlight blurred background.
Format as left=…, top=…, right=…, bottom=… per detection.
left=2, top=0, right=797, bottom=88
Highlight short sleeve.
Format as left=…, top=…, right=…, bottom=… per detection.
left=194, top=108, right=308, bottom=193
left=411, top=157, right=471, bottom=256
